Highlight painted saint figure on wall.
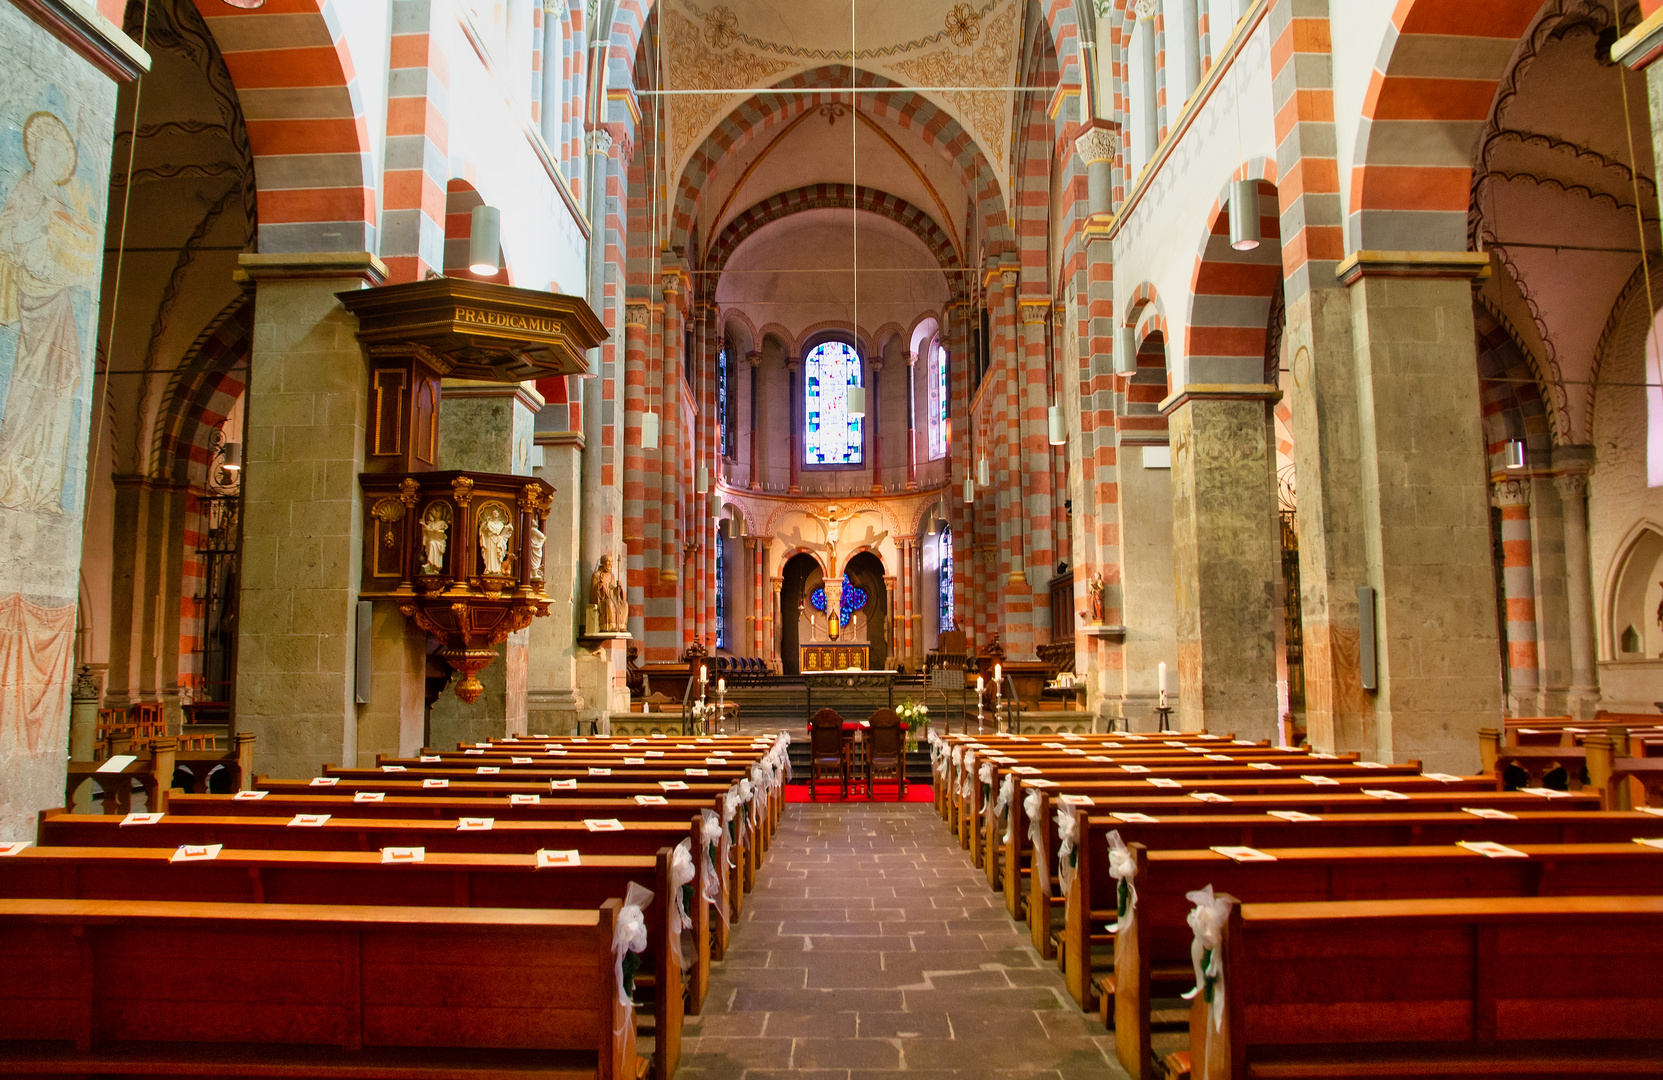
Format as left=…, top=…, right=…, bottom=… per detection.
left=0, top=111, right=97, bottom=514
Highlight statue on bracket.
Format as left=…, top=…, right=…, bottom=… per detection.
left=590, top=554, right=627, bottom=633
left=477, top=502, right=514, bottom=576
left=420, top=502, right=452, bottom=576
left=527, top=520, right=546, bottom=581
left=1088, top=574, right=1105, bottom=625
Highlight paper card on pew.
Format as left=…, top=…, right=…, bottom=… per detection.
left=1062, top=733, right=1084, bottom=741
left=309, top=777, right=338, bottom=787
left=1362, top=788, right=1409, bottom=800
left=696, top=738, right=714, bottom=744
left=353, top=792, right=386, bottom=803
left=457, top=817, right=494, bottom=831
left=1205, top=754, right=1232, bottom=761
left=1063, top=748, right=1086, bottom=756
left=97, top=754, right=138, bottom=773
left=660, top=781, right=690, bottom=791
left=1087, top=755, right=1114, bottom=763
left=421, top=755, right=441, bottom=762
left=1517, top=728, right=1540, bottom=734
left=170, top=844, right=222, bottom=863
left=1635, top=838, right=1663, bottom=851
left=651, top=733, right=666, bottom=739
left=0, top=842, right=31, bottom=855
left=1058, top=794, right=1095, bottom=807
left=1423, top=773, right=1464, bottom=784
left=1462, top=807, right=1517, bottom=820
left=1641, top=807, right=1663, bottom=817
left=550, top=779, right=578, bottom=789
left=510, top=794, right=541, bottom=806
left=465, top=749, right=485, bottom=755
left=1145, top=777, right=1183, bottom=788
left=381, top=847, right=424, bottom=864
left=1123, top=765, right=1152, bottom=774
left=1200, top=734, right=1223, bottom=740
left=611, top=743, right=631, bottom=749
left=121, top=813, right=163, bottom=826
left=422, top=779, right=449, bottom=789
left=1231, top=740, right=1256, bottom=746
left=289, top=814, right=330, bottom=827
left=1112, top=812, right=1159, bottom=823
left=233, top=790, right=267, bottom=800
left=1043, top=742, right=1066, bottom=749
left=537, top=849, right=582, bottom=868
left=645, top=750, right=665, bottom=758
left=585, top=818, right=624, bottom=831
left=476, top=766, right=500, bottom=775
left=546, top=749, right=568, bottom=756
left=635, top=795, right=669, bottom=805
left=587, top=767, right=612, bottom=776
left=1301, top=775, right=1340, bottom=786
left=1025, top=778, right=1060, bottom=789
left=1354, top=761, right=1389, bottom=769
left=1190, top=792, right=1234, bottom=803
left=1184, top=747, right=1208, bottom=754
left=1458, top=840, right=1528, bottom=859
left=1011, top=766, right=1042, bottom=775
left=1008, top=735, right=1029, bottom=741
left=1268, top=810, right=1321, bottom=822
left=511, top=757, right=533, bottom=764
left=685, top=768, right=708, bottom=776
left=1249, top=762, right=1281, bottom=771
left=381, top=765, right=407, bottom=772
left=1212, top=846, right=1276, bottom=863
left=1164, top=741, right=1185, bottom=748
left=624, top=757, right=646, bottom=764
left=1119, top=734, right=1143, bottom=741
left=571, top=737, right=589, bottom=743
left=1521, top=787, right=1573, bottom=799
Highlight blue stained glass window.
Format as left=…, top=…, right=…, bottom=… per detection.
left=939, top=527, right=954, bottom=632
left=717, top=346, right=728, bottom=458
left=804, top=341, right=863, bottom=465
left=927, top=339, right=948, bottom=460
left=809, top=574, right=868, bottom=627
left=715, top=539, right=725, bottom=649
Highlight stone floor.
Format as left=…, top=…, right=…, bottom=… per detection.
left=678, top=802, right=1130, bottom=1080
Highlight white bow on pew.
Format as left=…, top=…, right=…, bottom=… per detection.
left=700, top=808, right=727, bottom=929
left=995, top=775, right=1015, bottom=843
left=1055, top=804, right=1081, bottom=894
left=669, top=838, right=697, bottom=971
left=1181, top=884, right=1233, bottom=1033
left=613, top=881, right=654, bottom=1029
left=1105, top=829, right=1137, bottom=934
left=1024, top=788, right=1048, bottom=894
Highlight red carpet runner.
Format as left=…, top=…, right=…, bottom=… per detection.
left=782, top=783, right=934, bottom=804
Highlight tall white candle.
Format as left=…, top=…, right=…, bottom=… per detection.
left=1158, top=662, right=1167, bottom=693
left=976, top=675, right=985, bottom=693
left=717, top=678, right=725, bottom=694
left=994, top=663, right=1002, bottom=684
left=700, top=665, right=708, bottom=684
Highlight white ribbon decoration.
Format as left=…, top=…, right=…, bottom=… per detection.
left=723, top=784, right=743, bottom=866
left=1055, top=804, right=1081, bottom=895
left=668, top=838, right=697, bottom=971
left=612, top=881, right=654, bottom=1024
left=1105, top=829, right=1137, bottom=934
left=960, top=751, right=977, bottom=799
left=1024, top=787, right=1049, bottom=894
left=699, top=808, right=726, bottom=926
left=995, top=775, right=1015, bottom=843
left=979, top=762, right=993, bottom=786
left=1182, top=885, right=1233, bottom=1032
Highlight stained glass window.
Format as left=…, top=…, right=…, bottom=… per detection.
left=717, top=345, right=729, bottom=459
left=810, top=574, right=868, bottom=627
left=939, top=527, right=954, bottom=633
left=927, top=338, right=948, bottom=460
left=804, top=341, right=863, bottom=465
left=715, top=539, right=725, bottom=649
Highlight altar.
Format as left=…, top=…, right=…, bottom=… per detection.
left=803, top=668, right=897, bottom=716
left=800, top=644, right=869, bottom=672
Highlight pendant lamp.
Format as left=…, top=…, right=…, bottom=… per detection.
left=642, top=411, right=660, bottom=450
left=977, top=457, right=989, bottom=486
left=1047, top=405, right=1066, bottom=446
left=469, top=205, right=501, bottom=275
left=696, top=466, right=709, bottom=494
left=1228, top=180, right=1261, bottom=251
left=846, top=384, right=866, bottom=418
left=963, top=477, right=974, bottom=504
left=1505, top=439, right=1526, bottom=470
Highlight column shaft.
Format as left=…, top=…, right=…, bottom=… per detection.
left=1556, top=471, right=1598, bottom=714
left=1493, top=479, right=1539, bottom=713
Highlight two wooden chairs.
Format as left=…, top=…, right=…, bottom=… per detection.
left=806, top=708, right=907, bottom=800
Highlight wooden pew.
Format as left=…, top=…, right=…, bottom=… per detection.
left=1478, top=727, right=1587, bottom=789
left=1184, top=895, right=1663, bottom=1080
left=1107, top=841, right=1663, bottom=1080
left=0, top=896, right=640, bottom=1079
left=1063, top=808, right=1663, bottom=1023
left=0, top=845, right=689, bottom=1080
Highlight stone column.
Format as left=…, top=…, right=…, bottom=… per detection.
left=787, top=356, right=802, bottom=494
left=660, top=274, right=683, bottom=587
left=869, top=358, right=883, bottom=494
left=532, top=431, right=588, bottom=736
left=1526, top=468, right=1571, bottom=716
left=1020, top=300, right=1055, bottom=632
left=746, top=351, right=763, bottom=490
left=947, top=301, right=973, bottom=632
left=1492, top=477, right=1539, bottom=715
left=1165, top=388, right=1281, bottom=739
left=897, top=537, right=913, bottom=664
left=70, top=668, right=101, bottom=813
left=1555, top=467, right=1599, bottom=717
left=1114, top=435, right=1178, bottom=731
left=235, top=252, right=387, bottom=779
left=1339, top=251, right=1503, bottom=773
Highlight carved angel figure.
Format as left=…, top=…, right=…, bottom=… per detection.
left=478, top=503, right=514, bottom=576
left=420, top=504, right=451, bottom=575
left=528, top=521, right=546, bottom=581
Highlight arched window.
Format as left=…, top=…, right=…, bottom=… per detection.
left=714, top=538, right=726, bottom=649
left=927, top=337, right=948, bottom=461
left=939, top=526, right=954, bottom=633
left=804, top=341, right=863, bottom=466
left=717, top=344, right=730, bottom=459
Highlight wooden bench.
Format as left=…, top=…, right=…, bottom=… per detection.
left=0, top=845, right=688, bottom=1080
left=1103, top=841, right=1663, bottom=1080
left=1184, top=895, right=1663, bottom=1080
left=0, top=896, right=640, bottom=1079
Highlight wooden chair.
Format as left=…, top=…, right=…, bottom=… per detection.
left=865, top=708, right=906, bottom=800
left=807, top=708, right=847, bottom=801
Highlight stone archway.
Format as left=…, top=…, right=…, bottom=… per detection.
left=845, top=550, right=889, bottom=670
left=779, top=552, right=820, bottom=676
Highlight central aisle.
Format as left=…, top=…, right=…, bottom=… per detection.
left=680, top=803, right=1128, bottom=1079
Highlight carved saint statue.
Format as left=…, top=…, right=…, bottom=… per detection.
left=1088, top=573, right=1106, bottom=625
left=478, top=503, right=514, bottom=576
left=591, top=554, right=625, bottom=632
left=420, top=503, right=451, bottom=575
left=527, top=521, right=546, bottom=582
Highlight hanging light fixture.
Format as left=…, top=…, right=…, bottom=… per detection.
left=221, top=442, right=243, bottom=472
left=709, top=490, right=721, bottom=516
left=1229, top=179, right=1262, bottom=251
left=963, top=476, right=975, bottom=504
left=846, top=384, right=866, bottom=418
left=696, top=465, right=710, bottom=494
left=469, top=205, right=501, bottom=275
left=977, top=457, right=989, bottom=486
left=642, top=411, right=660, bottom=450
left=220, top=0, right=266, bottom=7
left=1505, top=439, right=1527, bottom=470
left=1047, top=404, right=1066, bottom=446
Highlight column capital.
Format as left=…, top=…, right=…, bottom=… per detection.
left=624, top=303, right=651, bottom=328
left=1491, top=477, right=1531, bottom=508
left=869, top=357, right=885, bottom=374
left=785, top=355, right=801, bottom=372
left=585, top=127, right=614, bottom=156
left=1073, top=122, right=1120, bottom=166
left=1335, top=250, right=1491, bottom=287
left=999, top=269, right=1019, bottom=289
left=1552, top=471, right=1589, bottom=501
left=745, top=350, right=763, bottom=367
left=1018, top=300, right=1051, bottom=326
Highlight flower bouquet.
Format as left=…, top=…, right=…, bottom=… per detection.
left=895, top=698, right=928, bottom=754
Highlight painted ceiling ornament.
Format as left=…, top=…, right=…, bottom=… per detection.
left=703, top=4, right=738, bottom=49
left=945, top=3, right=982, bottom=48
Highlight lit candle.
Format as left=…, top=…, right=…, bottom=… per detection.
left=717, top=678, right=725, bottom=695
left=1158, top=662, right=1166, bottom=693
left=976, top=675, right=985, bottom=693
left=700, top=665, right=708, bottom=684
left=994, top=663, right=1002, bottom=684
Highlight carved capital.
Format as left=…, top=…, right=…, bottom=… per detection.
left=999, top=270, right=1019, bottom=289
left=585, top=128, right=614, bottom=156
left=1074, top=125, right=1120, bottom=166
left=1134, top=0, right=1159, bottom=20
left=451, top=476, right=475, bottom=507
left=398, top=477, right=421, bottom=508
left=1490, top=477, right=1530, bottom=508
left=745, top=350, right=763, bottom=367
left=1553, top=471, right=1589, bottom=501
left=1019, top=301, right=1051, bottom=326
left=624, top=304, right=651, bottom=328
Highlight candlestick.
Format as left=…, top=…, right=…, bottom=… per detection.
left=1158, top=661, right=1167, bottom=693
left=717, top=677, right=725, bottom=695
left=975, top=675, right=984, bottom=693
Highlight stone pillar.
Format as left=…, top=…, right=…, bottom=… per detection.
left=1526, top=468, right=1571, bottom=716
left=1555, top=467, right=1599, bottom=717
left=70, top=669, right=101, bottom=814
left=1165, top=389, right=1281, bottom=739
left=869, top=358, right=883, bottom=494
left=897, top=537, right=913, bottom=664
left=235, top=253, right=386, bottom=780
left=1492, top=477, right=1539, bottom=715
left=427, top=381, right=544, bottom=750
left=746, top=351, right=763, bottom=490
left=660, top=274, right=684, bottom=587
left=1339, top=251, right=1503, bottom=773
left=1114, top=438, right=1179, bottom=730
left=947, top=301, right=973, bottom=633
left=1019, top=300, right=1055, bottom=633
left=787, top=356, right=802, bottom=494
left=532, top=433, right=587, bottom=736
